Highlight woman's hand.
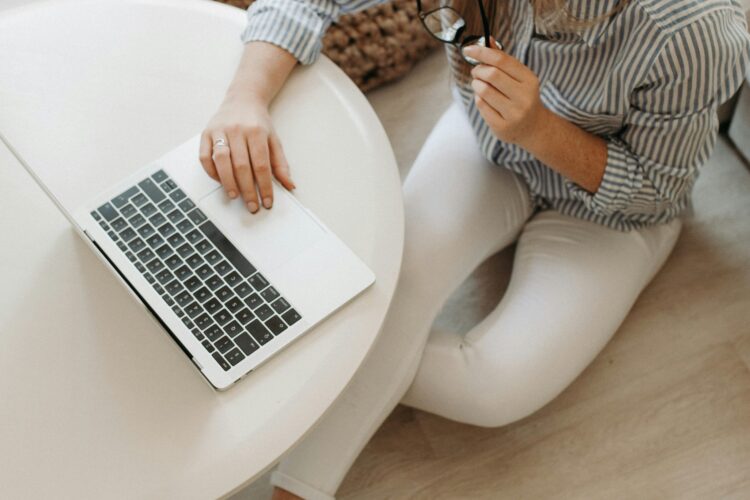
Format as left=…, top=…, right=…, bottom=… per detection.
left=462, top=39, right=547, bottom=149
left=200, top=93, right=295, bottom=213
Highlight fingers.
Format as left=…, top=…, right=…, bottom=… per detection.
left=269, top=134, right=295, bottom=191
left=474, top=94, right=506, bottom=129
left=199, top=131, right=219, bottom=181
left=248, top=131, right=274, bottom=209
left=471, top=64, right=523, bottom=100
left=210, top=132, right=240, bottom=199
left=470, top=78, right=512, bottom=118
left=227, top=130, right=260, bottom=213
left=462, top=43, right=527, bottom=82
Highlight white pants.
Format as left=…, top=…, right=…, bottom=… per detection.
left=270, top=102, right=682, bottom=500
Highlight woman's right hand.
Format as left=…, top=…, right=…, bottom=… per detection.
left=199, top=93, right=295, bottom=213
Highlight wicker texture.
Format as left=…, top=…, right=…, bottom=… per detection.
left=217, top=0, right=439, bottom=92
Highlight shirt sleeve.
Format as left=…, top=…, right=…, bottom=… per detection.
left=566, top=7, right=750, bottom=219
left=241, top=0, right=390, bottom=65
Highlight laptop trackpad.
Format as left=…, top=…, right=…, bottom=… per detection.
left=197, top=186, right=326, bottom=272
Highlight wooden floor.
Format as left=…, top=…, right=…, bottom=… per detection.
left=333, top=138, right=750, bottom=499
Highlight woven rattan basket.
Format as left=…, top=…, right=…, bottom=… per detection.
left=217, top=0, right=439, bottom=92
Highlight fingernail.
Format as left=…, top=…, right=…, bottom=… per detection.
left=228, top=190, right=237, bottom=199
left=263, top=197, right=272, bottom=209
left=247, top=201, right=258, bottom=213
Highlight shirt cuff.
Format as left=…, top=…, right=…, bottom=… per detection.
left=565, top=137, right=640, bottom=216
left=241, top=0, right=334, bottom=65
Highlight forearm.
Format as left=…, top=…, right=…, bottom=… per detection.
left=225, top=41, right=298, bottom=106
left=522, top=108, right=608, bottom=194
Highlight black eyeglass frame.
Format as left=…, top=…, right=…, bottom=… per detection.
left=416, top=0, right=494, bottom=62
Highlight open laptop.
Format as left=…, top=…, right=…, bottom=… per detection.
left=6, top=132, right=375, bottom=391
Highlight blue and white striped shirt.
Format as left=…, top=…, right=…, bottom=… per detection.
left=242, top=0, right=750, bottom=230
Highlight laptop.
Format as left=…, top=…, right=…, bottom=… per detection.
left=10, top=132, right=375, bottom=391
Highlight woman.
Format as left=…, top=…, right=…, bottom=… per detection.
left=200, top=0, right=750, bottom=498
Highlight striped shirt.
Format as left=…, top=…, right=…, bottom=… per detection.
left=242, top=0, right=750, bottom=231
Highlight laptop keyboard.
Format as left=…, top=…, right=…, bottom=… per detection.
left=90, top=169, right=302, bottom=371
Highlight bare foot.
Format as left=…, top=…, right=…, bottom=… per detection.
left=271, top=486, right=303, bottom=500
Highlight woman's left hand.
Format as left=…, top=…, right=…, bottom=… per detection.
left=463, top=40, right=547, bottom=148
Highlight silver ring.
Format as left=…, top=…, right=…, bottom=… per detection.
left=212, top=138, right=227, bottom=149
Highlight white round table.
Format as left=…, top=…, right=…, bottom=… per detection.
left=0, top=0, right=404, bottom=498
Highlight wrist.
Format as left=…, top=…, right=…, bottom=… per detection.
left=224, top=86, right=270, bottom=108
left=519, top=106, right=556, bottom=155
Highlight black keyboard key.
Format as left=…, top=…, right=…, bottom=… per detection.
left=190, top=328, right=205, bottom=341
left=171, top=305, right=183, bottom=317
left=205, top=275, right=223, bottom=291
left=212, top=352, right=231, bottom=371
left=110, top=217, right=127, bottom=232
left=235, top=282, right=253, bottom=298
left=138, top=178, right=166, bottom=203
left=128, top=238, right=146, bottom=253
left=196, top=264, right=213, bottom=280
left=225, top=296, right=243, bottom=313
left=204, top=298, right=221, bottom=314
left=146, top=259, right=165, bottom=274
left=120, top=203, right=137, bottom=218
left=176, top=219, right=193, bottom=234
left=185, top=301, right=203, bottom=318
left=244, top=292, right=262, bottom=310
left=214, top=260, right=232, bottom=276
left=158, top=199, right=175, bottom=213
left=186, top=229, right=203, bottom=244
left=255, top=304, right=273, bottom=321
left=224, top=271, right=242, bottom=288
left=187, top=208, right=207, bottom=225
left=163, top=295, right=174, bottom=306
left=186, top=253, right=204, bottom=269
left=194, top=239, right=212, bottom=254
left=158, top=223, right=176, bottom=238
left=183, top=318, right=194, bottom=329
left=167, top=209, right=184, bottom=224
left=184, top=276, right=201, bottom=291
left=120, top=227, right=137, bottom=242
left=247, top=319, right=273, bottom=345
left=134, top=262, right=146, bottom=273
left=215, top=286, right=232, bottom=302
left=146, top=234, right=164, bottom=248
left=174, top=265, right=192, bottom=281
left=137, top=224, right=155, bottom=239
left=194, top=286, right=211, bottom=303
left=137, top=248, right=155, bottom=263
left=91, top=210, right=101, bottom=221
left=112, top=186, right=139, bottom=208
left=261, top=287, right=279, bottom=303
left=155, top=244, right=173, bottom=259
left=175, top=291, right=192, bottom=307
left=132, top=193, right=148, bottom=207
left=205, top=250, right=221, bottom=265
left=164, top=254, right=182, bottom=270
left=128, top=213, right=146, bottom=228
left=98, top=221, right=110, bottom=233
left=154, top=283, right=165, bottom=295
left=169, top=188, right=186, bottom=202
left=116, top=241, right=127, bottom=252
left=165, top=279, right=184, bottom=295
left=249, top=273, right=269, bottom=291
left=144, top=272, right=155, bottom=284
left=271, top=297, right=291, bottom=314
left=214, top=336, right=233, bottom=354
left=224, top=320, right=243, bottom=337
left=234, top=333, right=260, bottom=356
left=167, top=233, right=185, bottom=247
left=265, top=315, right=288, bottom=335
left=178, top=198, right=195, bottom=212
left=140, top=202, right=157, bottom=218
left=107, top=230, right=119, bottom=242
left=236, top=308, right=254, bottom=325
left=152, top=170, right=168, bottom=183
left=199, top=221, right=256, bottom=277
left=224, top=348, right=245, bottom=366
left=281, top=308, right=302, bottom=326
left=195, top=313, right=213, bottom=330
left=161, top=179, right=177, bottom=192
left=156, top=269, right=174, bottom=284
left=204, top=325, right=223, bottom=342
left=176, top=243, right=193, bottom=258
left=148, top=212, right=166, bottom=228
left=202, top=339, right=215, bottom=353
left=213, top=309, right=232, bottom=326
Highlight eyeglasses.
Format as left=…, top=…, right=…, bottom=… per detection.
left=416, top=0, right=501, bottom=66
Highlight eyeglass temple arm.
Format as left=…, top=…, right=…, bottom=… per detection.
left=475, top=0, right=492, bottom=47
